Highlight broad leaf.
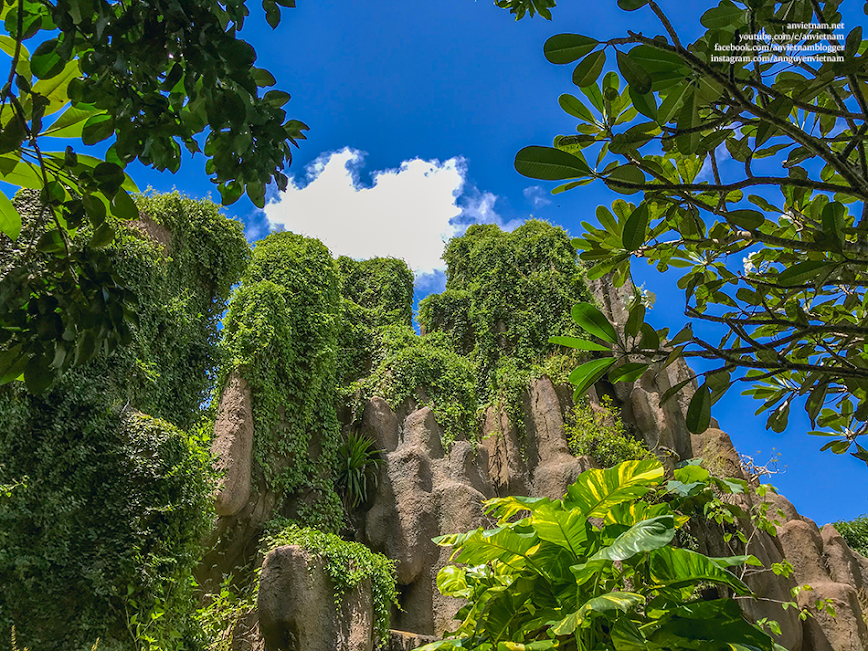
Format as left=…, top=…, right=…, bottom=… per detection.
left=591, top=516, right=675, bottom=562
left=570, top=303, right=617, bottom=343
left=545, top=34, right=599, bottom=65
left=515, top=146, right=591, bottom=180
left=564, top=459, right=664, bottom=518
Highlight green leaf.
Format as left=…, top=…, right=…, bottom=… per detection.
left=531, top=501, right=590, bottom=556
left=592, top=516, right=675, bottom=561
left=110, top=189, right=139, bottom=220
left=616, top=50, right=651, bottom=95
left=618, top=0, right=649, bottom=9
left=558, top=94, right=595, bottom=123
left=42, top=104, right=100, bottom=138
left=570, top=303, right=618, bottom=343
left=544, top=34, right=598, bottom=64
left=31, top=38, right=65, bottom=80
left=263, top=90, right=291, bottom=107
left=82, top=114, right=115, bottom=145
left=777, top=260, right=834, bottom=286
left=609, top=362, right=649, bottom=384
left=572, top=50, right=606, bottom=88
left=251, top=67, right=277, bottom=87
left=725, top=210, right=764, bottom=230
left=0, top=155, right=45, bottom=189
left=650, top=546, right=751, bottom=595
left=605, top=165, right=644, bottom=194
left=622, top=201, right=649, bottom=250
left=37, top=229, right=65, bottom=253
left=568, top=357, right=616, bottom=396
left=89, top=222, right=115, bottom=248
left=515, top=146, right=591, bottom=180
left=0, top=190, right=21, bottom=239
left=700, top=0, right=748, bottom=29
left=32, top=60, right=81, bottom=116
left=548, top=335, right=611, bottom=352
left=686, top=383, right=711, bottom=434
left=564, top=459, right=665, bottom=518
left=552, top=593, right=644, bottom=635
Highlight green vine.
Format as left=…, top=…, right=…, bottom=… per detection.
left=0, top=191, right=247, bottom=651
left=221, top=231, right=343, bottom=529
left=261, top=520, right=398, bottom=646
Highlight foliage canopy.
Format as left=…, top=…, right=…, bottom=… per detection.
left=0, top=0, right=305, bottom=391
left=504, top=0, right=868, bottom=463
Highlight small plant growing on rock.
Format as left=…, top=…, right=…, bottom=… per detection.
left=834, top=514, right=868, bottom=558
left=565, top=395, right=651, bottom=467
left=336, top=431, right=383, bottom=510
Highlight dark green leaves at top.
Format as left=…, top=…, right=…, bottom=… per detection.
left=700, top=0, right=748, bottom=30
left=605, top=165, right=644, bottom=194
left=777, top=260, right=835, bottom=286
left=573, top=50, right=606, bottom=88
left=686, top=383, right=712, bottom=434
left=82, top=114, right=114, bottom=146
left=571, top=303, right=617, bottom=343
left=515, top=146, right=591, bottom=180
left=618, top=0, right=649, bottom=8
left=616, top=50, right=651, bottom=95
left=725, top=210, right=764, bottom=230
left=544, top=34, right=598, bottom=64
left=31, top=38, right=65, bottom=80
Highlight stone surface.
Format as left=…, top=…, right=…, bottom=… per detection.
left=258, top=545, right=374, bottom=651
left=799, top=581, right=868, bottom=651
left=212, top=370, right=255, bottom=517
left=480, top=404, right=529, bottom=497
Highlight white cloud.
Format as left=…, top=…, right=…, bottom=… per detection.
left=523, top=185, right=552, bottom=209
left=263, top=148, right=519, bottom=275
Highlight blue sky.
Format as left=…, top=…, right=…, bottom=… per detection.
left=114, top=1, right=867, bottom=524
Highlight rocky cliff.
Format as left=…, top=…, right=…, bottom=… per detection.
left=209, top=273, right=868, bottom=651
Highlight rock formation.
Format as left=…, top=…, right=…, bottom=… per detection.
left=208, top=272, right=868, bottom=651
left=258, top=545, right=374, bottom=651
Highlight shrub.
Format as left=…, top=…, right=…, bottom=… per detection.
left=336, top=432, right=383, bottom=510
left=565, top=395, right=651, bottom=467
left=834, top=515, right=868, bottom=558
left=425, top=459, right=777, bottom=650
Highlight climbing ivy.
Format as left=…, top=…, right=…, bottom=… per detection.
left=336, top=256, right=415, bottom=385
left=348, top=326, right=478, bottom=448
left=419, top=220, right=592, bottom=436
left=0, top=191, right=248, bottom=651
left=221, top=231, right=343, bottom=530
left=262, top=520, right=398, bottom=646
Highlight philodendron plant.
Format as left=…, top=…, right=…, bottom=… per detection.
left=419, top=459, right=782, bottom=651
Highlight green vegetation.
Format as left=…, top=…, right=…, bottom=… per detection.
left=0, top=0, right=307, bottom=386
left=221, top=231, right=343, bottom=530
left=424, top=459, right=777, bottom=650
left=834, top=515, right=868, bottom=558
left=0, top=192, right=247, bottom=651
left=262, top=521, right=398, bottom=646
left=566, top=395, right=651, bottom=467
left=505, top=0, right=868, bottom=463
left=336, top=256, right=415, bottom=385
left=336, top=432, right=383, bottom=510
left=416, top=220, right=592, bottom=438
left=349, top=326, right=478, bottom=447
